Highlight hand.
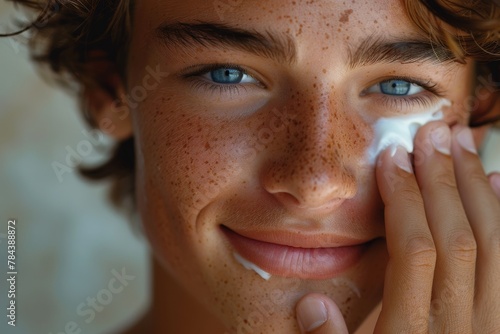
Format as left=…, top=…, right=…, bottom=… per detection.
left=295, top=122, right=500, bottom=333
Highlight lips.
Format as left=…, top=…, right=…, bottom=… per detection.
left=221, top=225, right=373, bottom=280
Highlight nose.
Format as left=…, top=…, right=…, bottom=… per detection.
left=261, top=92, right=358, bottom=214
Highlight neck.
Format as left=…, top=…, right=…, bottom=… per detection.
left=145, top=256, right=227, bottom=334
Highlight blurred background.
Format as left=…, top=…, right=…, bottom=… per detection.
left=0, top=2, right=499, bottom=334
left=0, top=2, right=150, bottom=334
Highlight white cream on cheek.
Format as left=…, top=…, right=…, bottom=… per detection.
left=233, top=252, right=272, bottom=281
left=366, top=98, right=451, bottom=164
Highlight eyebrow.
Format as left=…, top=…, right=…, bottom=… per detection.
left=155, top=22, right=457, bottom=68
left=347, top=34, right=457, bottom=69
left=155, top=22, right=297, bottom=65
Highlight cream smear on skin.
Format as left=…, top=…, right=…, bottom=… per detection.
left=233, top=252, right=272, bottom=280
left=367, top=98, right=452, bottom=164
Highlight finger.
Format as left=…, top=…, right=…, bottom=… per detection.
left=295, top=293, right=348, bottom=334
left=488, top=173, right=500, bottom=200
left=413, top=122, right=475, bottom=332
left=375, top=145, right=434, bottom=334
left=451, top=126, right=500, bottom=332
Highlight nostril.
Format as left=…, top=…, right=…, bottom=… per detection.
left=274, top=192, right=301, bottom=207
left=273, top=191, right=347, bottom=211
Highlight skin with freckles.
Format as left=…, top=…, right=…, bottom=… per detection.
left=122, top=0, right=478, bottom=333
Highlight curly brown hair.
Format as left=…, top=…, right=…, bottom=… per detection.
left=2, top=0, right=500, bottom=208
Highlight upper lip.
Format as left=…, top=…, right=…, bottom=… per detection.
left=220, top=225, right=374, bottom=248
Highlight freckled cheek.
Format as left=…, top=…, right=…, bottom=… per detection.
left=328, top=114, right=375, bottom=166
left=341, top=126, right=379, bottom=202
left=135, top=108, right=260, bottom=216
left=346, top=123, right=373, bottom=159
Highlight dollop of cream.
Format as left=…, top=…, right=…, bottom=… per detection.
left=366, top=98, right=451, bottom=164
left=233, top=252, right=272, bottom=281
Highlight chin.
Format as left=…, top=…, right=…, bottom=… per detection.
left=204, top=275, right=383, bottom=334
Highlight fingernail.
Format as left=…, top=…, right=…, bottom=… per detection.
left=431, top=125, right=451, bottom=155
left=297, top=297, right=328, bottom=332
left=391, top=145, right=413, bottom=174
left=456, top=127, right=477, bottom=154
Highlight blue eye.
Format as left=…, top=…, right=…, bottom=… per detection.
left=365, top=79, right=425, bottom=96
left=380, top=80, right=411, bottom=95
left=199, top=66, right=259, bottom=86
left=184, top=64, right=264, bottom=96
left=210, top=68, right=244, bottom=84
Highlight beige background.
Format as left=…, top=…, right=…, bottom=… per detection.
left=0, top=3, right=149, bottom=334
left=0, top=3, right=498, bottom=334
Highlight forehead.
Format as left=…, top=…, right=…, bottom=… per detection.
left=136, top=0, right=417, bottom=38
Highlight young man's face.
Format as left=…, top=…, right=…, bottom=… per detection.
left=126, top=0, right=473, bottom=332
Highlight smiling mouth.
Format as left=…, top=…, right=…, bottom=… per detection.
left=220, top=225, right=374, bottom=280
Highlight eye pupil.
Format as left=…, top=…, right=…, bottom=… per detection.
left=211, top=68, right=244, bottom=84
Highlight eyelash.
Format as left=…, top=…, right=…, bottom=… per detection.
left=182, top=64, right=444, bottom=108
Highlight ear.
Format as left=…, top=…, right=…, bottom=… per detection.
left=82, top=52, right=133, bottom=141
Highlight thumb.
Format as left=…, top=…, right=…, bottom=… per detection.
left=295, top=293, right=349, bottom=334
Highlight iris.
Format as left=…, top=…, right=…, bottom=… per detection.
left=380, top=80, right=412, bottom=95
left=210, top=68, right=244, bottom=84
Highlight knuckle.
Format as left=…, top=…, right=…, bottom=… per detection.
left=429, top=171, right=457, bottom=191
left=466, top=168, right=489, bottom=185
left=461, top=162, right=488, bottom=184
left=399, top=187, right=424, bottom=205
left=404, top=235, right=437, bottom=269
left=448, top=229, right=477, bottom=264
